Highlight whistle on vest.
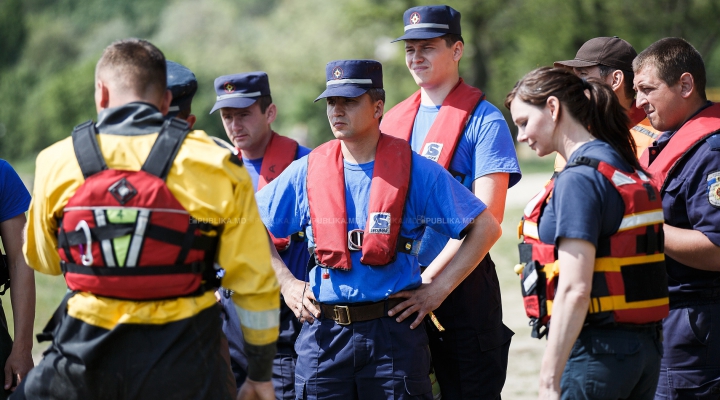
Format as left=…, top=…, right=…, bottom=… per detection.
left=428, top=311, right=445, bottom=332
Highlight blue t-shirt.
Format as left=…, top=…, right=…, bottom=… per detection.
left=410, top=100, right=521, bottom=265
left=0, top=160, right=31, bottom=223
left=244, top=145, right=312, bottom=280
left=255, top=150, right=487, bottom=304
left=538, top=141, right=629, bottom=247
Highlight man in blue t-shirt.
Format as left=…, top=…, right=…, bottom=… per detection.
left=0, top=160, right=35, bottom=398
left=380, top=5, right=521, bottom=399
left=255, top=59, right=501, bottom=399
left=210, top=71, right=311, bottom=399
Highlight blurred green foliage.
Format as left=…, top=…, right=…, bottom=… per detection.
left=1, top=0, right=720, bottom=161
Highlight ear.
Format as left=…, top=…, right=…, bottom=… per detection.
left=610, top=70, right=624, bottom=92
left=373, top=99, right=384, bottom=120
left=452, top=41, right=464, bottom=62
left=678, top=72, right=696, bottom=99
left=186, top=114, right=197, bottom=130
left=95, top=79, right=110, bottom=112
left=265, top=103, right=278, bottom=125
left=159, top=90, right=172, bottom=116
left=546, top=96, right=560, bottom=122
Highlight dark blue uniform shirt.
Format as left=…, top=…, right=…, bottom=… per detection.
left=646, top=103, right=720, bottom=303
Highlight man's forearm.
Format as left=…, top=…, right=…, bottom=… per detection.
left=664, top=224, right=720, bottom=271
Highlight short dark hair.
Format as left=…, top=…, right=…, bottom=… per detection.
left=441, top=33, right=464, bottom=47
left=256, top=95, right=273, bottom=114
left=598, top=64, right=635, bottom=100
left=366, top=88, right=385, bottom=104
left=96, top=38, right=166, bottom=99
left=633, top=37, right=706, bottom=101
left=176, top=108, right=191, bottom=120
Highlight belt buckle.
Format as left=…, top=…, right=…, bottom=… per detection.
left=334, top=305, right=352, bottom=325
left=348, top=229, right=364, bottom=251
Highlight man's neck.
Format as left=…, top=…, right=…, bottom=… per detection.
left=241, top=128, right=274, bottom=160
left=340, top=129, right=381, bottom=164
left=419, top=74, right=461, bottom=106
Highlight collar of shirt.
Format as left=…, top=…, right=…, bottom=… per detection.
left=96, top=102, right=166, bottom=135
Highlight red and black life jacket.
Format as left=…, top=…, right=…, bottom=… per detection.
left=381, top=78, right=484, bottom=180
left=306, top=134, right=419, bottom=271
left=640, top=103, right=720, bottom=191
left=517, top=157, right=668, bottom=338
left=254, top=132, right=305, bottom=252
left=58, top=119, right=220, bottom=300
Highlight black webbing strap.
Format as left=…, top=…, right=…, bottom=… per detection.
left=145, top=224, right=218, bottom=251
left=37, top=291, right=75, bottom=343
left=61, top=261, right=205, bottom=276
left=141, top=118, right=190, bottom=180
left=175, top=223, right=200, bottom=264
left=567, top=156, right=601, bottom=169
left=58, top=224, right=135, bottom=247
left=71, top=121, right=107, bottom=179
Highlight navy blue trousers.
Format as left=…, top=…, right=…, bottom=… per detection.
left=655, top=304, right=720, bottom=399
left=560, top=325, right=662, bottom=400
left=294, top=314, right=433, bottom=400
left=426, top=255, right=513, bottom=399
left=221, top=294, right=301, bottom=399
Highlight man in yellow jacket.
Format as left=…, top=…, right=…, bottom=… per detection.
left=17, top=38, right=279, bottom=400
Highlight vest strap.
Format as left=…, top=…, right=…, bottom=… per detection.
left=72, top=121, right=107, bottom=179
left=141, top=118, right=190, bottom=180
left=61, top=261, right=205, bottom=276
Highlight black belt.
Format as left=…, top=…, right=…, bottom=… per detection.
left=314, top=298, right=404, bottom=325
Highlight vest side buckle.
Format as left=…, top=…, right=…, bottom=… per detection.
left=348, top=229, right=364, bottom=251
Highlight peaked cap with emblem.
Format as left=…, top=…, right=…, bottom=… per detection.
left=210, top=71, right=271, bottom=114
left=314, top=60, right=383, bottom=102
left=392, top=4, right=462, bottom=42
left=166, top=61, right=197, bottom=118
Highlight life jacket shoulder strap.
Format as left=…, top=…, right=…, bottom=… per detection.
left=141, top=118, right=191, bottom=180
left=259, top=132, right=299, bottom=189
left=72, top=121, right=107, bottom=179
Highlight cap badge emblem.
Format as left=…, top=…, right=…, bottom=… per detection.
left=332, top=66, right=343, bottom=80
left=224, top=82, right=235, bottom=93
left=410, top=12, right=421, bottom=24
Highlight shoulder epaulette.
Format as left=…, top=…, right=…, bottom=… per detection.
left=706, top=133, right=720, bottom=151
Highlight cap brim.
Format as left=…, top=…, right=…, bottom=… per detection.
left=314, top=86, right=369, bottom=102
left=209, top=97, right=258, bottom=114
left=391, top=30, right=447, bottom=43
left=553, top=59, right=599, bottom=68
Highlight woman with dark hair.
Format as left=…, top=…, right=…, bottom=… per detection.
left=506, top=67, right=668, bottom=400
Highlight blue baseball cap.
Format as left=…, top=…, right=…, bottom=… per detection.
left=392, top=5, right=462, bottom=42
left=209, top=71, right=271, bottom=114
left=166, top=61, right=197, bottom=117
left=314, top=60, right=383, bottom=102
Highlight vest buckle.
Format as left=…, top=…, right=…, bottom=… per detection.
left=348, top=229, right=364, bottom=251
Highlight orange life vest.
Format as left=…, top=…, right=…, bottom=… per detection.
left=381, top=79, right=484, bottom=174
left=640, top=103, right=720, bottom=191
left=254, top=132, right=304, bottom=251
left=306, top=134, right=412, bottom=270
left=517, top=157, right=668, bottom=338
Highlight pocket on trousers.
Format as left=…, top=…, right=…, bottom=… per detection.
left=668, top=368, right=720, bottom=399
left=294, top=376, right=307, bottom=400
left=404, top=375, right=432, bottom=396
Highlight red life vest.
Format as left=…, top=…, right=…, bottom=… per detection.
left=254, top=132, right=304, bottom=252
left=306, top=134, right=412, bottom=270
left=640, top=103, right=720, bottom=191
left=381, top=79, right=484, bottom=172
left=59, top=119, right=220, bottom=300
left=517, top=157, right=668, bottom=338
